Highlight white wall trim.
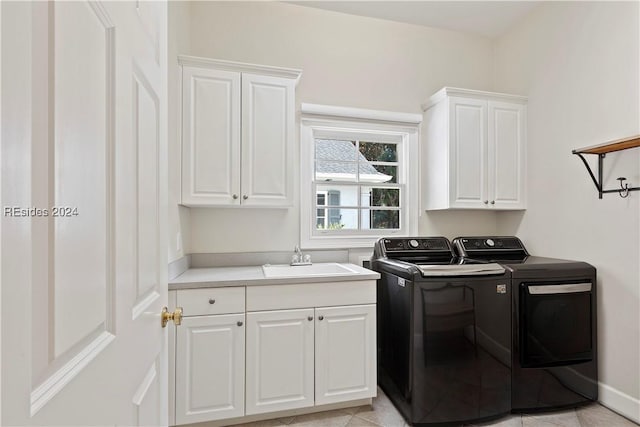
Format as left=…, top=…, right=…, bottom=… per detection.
left=178, top=55, right=302, bottom=83
left=599, top=382, right=640, bottom=424
left=301, top=103, right=422, bottom=125
left=422, top=86, right=528, bottom=111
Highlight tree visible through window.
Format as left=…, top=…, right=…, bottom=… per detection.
left=314, top=139, right=401, bottom=232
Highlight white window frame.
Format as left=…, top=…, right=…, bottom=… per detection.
left=300, top=103, right=422, bottom=249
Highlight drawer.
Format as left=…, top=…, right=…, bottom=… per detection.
left=177, top=287, right=245, bottom=316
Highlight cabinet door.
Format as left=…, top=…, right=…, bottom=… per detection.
left=488, top=101, right=526, bottom=209
left=246, top=309, right=315, bottom=415
left=315, top=304, right=377, bottom=405
left=175, top=313, right=245, bottom=425
left=241, top=73, right=295, bottom=207
left=181, top=66, right=241, bottom=206
left=449, top=97, right=488, bottom=208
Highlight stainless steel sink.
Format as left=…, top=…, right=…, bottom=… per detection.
left=262, top=262, right=359, bottom=278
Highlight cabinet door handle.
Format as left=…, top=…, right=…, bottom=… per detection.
left=243, top=195, right=248, bottom=200
left=208, top=298, right=215, bottom=304
left=318, top=315, right=324, bottom=321
left=490, top=200, right=495, bottom=205
left=307, top=316, right=313, bottom=321
left=483, top=200, right=488, bottom=204
left=237, top=321, right=243, bottom=327
left=232, top=194, right=238, bottom=200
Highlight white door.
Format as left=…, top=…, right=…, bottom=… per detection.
left=449, top=97, right=488, bottom=208
left=488, top=101, right=526, bottom=209
left=315, top=305, right=377, bottom=405
left=175, top=314, right=245, bottom=425
left=1, top=1, right=168, bottom=425
left=241, top=73, right=295, bottom=207
left=181, top=66, right=241, bottom=206
left=246, top=309, right=315, bottom=415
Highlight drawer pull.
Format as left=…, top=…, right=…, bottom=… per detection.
left=318, top=315, right=324, bottom=321
left=208, top=298, right=216, bottom=304
left=237, top=321, right=243, bottom=327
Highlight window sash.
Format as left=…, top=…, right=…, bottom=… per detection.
left=312, top=182, right=403, bottom=233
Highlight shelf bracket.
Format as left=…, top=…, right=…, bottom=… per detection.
left=573, top=152, right=640, bottom=199
left=574, top=153, right=602, bottom=198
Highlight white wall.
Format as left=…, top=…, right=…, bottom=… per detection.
left=493, top=2, right=640, bottom=421
left=168, top=1, right=191, bottom=262
left=184, top=1, right=498, bottom=253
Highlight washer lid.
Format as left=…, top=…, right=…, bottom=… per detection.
left=417, top=263, right=505, bottom=277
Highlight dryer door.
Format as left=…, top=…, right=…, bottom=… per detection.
left=520, top=282, right=593, bottom=367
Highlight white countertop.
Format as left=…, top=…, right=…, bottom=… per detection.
left=169, top=263, right=380, bottom=290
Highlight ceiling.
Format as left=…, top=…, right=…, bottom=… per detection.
left=287, top=1, right=540, bottom=39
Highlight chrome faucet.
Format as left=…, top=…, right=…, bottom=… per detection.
left=291, top=245, right=312, bottom=266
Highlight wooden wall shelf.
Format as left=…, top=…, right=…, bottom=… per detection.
left=572, top=135, right=640, bottom=199
left=572, top=135, right=640, bottom=155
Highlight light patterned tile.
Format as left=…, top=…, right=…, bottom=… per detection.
left=233, top=418, right=289, bottom=427
left=288, top=409, right=353, bottom=427
left=576, top=404, right=639, bottom=427
left=345, top=416, right=382, bottom=427
left=522, top=409, right=581, bottom=427
left=343, top=405, right=370, bottom=415
left=466, top=415, right=523, bottom=426
left=277, top=416, right=297, bottom=425
left=354, top=397, right=405, bottom=427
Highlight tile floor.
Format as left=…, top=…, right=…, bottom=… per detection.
left=236, top=387, right=639, bottom=427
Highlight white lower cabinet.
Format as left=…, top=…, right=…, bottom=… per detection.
left=245, top=309, right=315, bottom=415
left=175, top=313, right=245, bottom=425
left=170, top=281, right=376, bottom=426
left=315, top=305, right=377, bottom=405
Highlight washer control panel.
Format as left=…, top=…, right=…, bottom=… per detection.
left=453, top=236, right=528, bottom=257
left=382, top=237, right=451, bottom=253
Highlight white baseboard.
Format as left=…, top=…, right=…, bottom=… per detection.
left=599, top=382, right=640, bottom=424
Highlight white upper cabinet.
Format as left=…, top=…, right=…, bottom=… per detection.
left=422, top=87, right=527, bottom=210
left=180, top=56, right=301, bottom=207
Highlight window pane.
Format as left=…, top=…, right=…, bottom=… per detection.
left=359, top=164, right=397, bottom=183
left=361, top=187, right=400, bottom=207
left=359, top=142, right=397, bottom=162
left=315, top=139, right=357, bottom=161
left=316, top=185, right=358, bottom=207
left=361, top=209, right=400, bottom=230
left=316, top=208, right=358, bottom=230
left=317, top=193, right=326, bottom=205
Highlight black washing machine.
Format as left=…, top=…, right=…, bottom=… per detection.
left=453, top=236, right=598, bottom=412
left=371, top=237, right=513, bottom=426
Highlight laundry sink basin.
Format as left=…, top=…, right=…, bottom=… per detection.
left=262, top=262, right=359, bottom=278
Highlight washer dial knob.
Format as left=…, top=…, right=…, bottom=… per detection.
left=485, top=238, right=495, bottom=247
left=408, top=239, right=420, bottom=249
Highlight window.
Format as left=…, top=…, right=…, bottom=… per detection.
left=314, top=139, right=400, bottom=231
left=300, top=104, right=421, bottom=248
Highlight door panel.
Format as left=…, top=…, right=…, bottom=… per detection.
left=246, top=309, right=314, bottom=415
left=241, top=73, right=294, bottom=206
left=181, top=66, right=240, bottom=206
left=489, top=101, right=526, bottom=208
left=315, top=305, right=377, bottom=405
left=52, top=0, right=112, bottom=359
left=175, top=314, right=245, bottom=425
left=1, top=1, right=168, bottom=424
left=450, top=97, right=487, bottom=207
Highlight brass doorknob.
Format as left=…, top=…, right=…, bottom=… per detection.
left=161, top=307, right=183, bottom=328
